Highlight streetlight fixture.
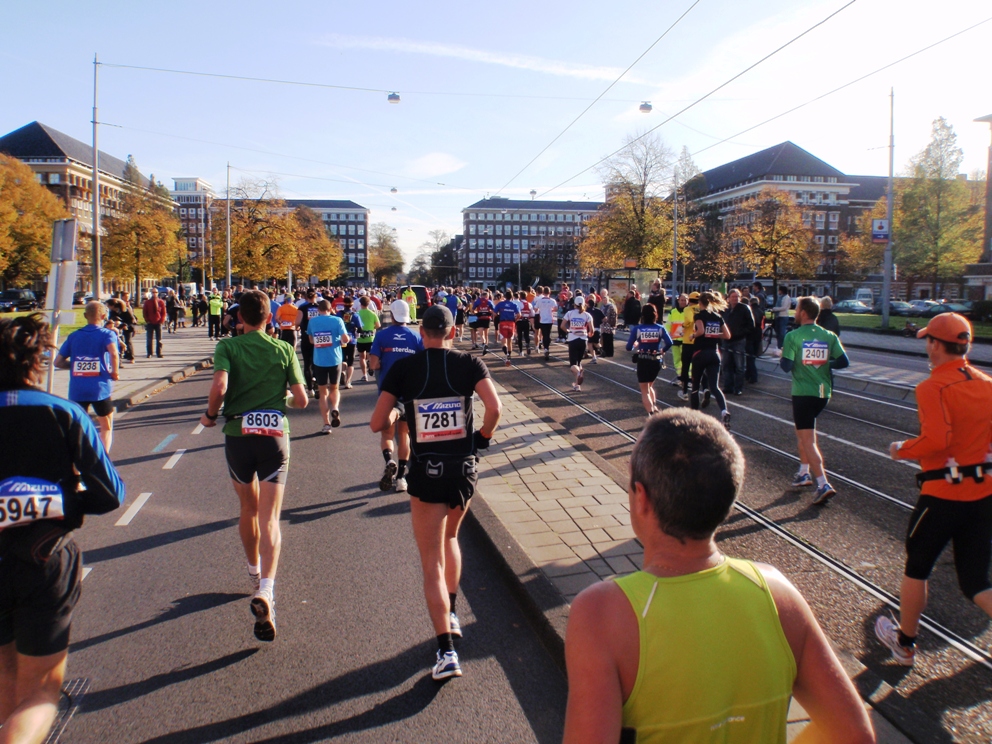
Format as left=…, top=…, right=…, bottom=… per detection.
left=387, top=92, right=400, bottom=104
left=639, top=101, right=653, bottom=114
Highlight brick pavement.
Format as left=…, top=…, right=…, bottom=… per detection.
left=475, top=380, right=911, bottom=743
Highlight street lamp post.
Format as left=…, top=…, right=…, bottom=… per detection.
left=976, top=114, right=992, bottom=263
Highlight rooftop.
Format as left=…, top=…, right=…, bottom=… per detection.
left=283, top=199, right=367, bottom=210
left=465, top=197, right=603, bottom=212
left=698, top=141, right=846, bottom=195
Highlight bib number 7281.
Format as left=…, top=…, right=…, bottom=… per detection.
left=415, top=397, right=466, bottom=443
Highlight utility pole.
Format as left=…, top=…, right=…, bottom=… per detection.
left=226, top=162, right=232, bottom=289
left=976, top=114, right=992, bottom=264
left=881, top=88, right=895, bottom=330
left=672, top=166, right=679, bottom=296
left=91, top=54, right=102, bottom=297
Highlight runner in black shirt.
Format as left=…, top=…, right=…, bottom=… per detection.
left=295, top=289, right=321, bottom=396
left=371, top=306, right=502, bottom=681
left=691, top=291, right=732, bottom=427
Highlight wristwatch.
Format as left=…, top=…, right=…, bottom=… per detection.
left=204, top=411, right=218, bottom=421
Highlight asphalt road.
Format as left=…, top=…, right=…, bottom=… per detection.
left=62, top=372, right=566, bottom=743
left=475, top=337, right=992, bottom=742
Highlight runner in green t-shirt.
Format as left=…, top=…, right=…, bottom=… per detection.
left=355, top=295, right=381, bottom=382
left=780, top=296, right=850, bottom=506
left=200, top=290, right=308, bottom=642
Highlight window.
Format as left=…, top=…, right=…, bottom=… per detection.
left=566, top=214, right=573, bottom=222
left=469, top=225, right=476, bottom=235
left=349, top=267, right=356, bottom=276
left=496, top=239, right=503, bottom=249
left=348, top=225, right=356, bottom=235
left=787, top=175, right=797, bottom=182
left=512, top=225, right=519, bottom=236
left=358, top=267, right=365, bottom=277
left=487, top=267, right=494, bottom=278
left=469, top=253, right=477, bottom=263
left=330, top=225, right=338, bottom=235
left=522, top=253, right=528, bottom=263
left=358, top=253, right=365, bottom=263
left=512, top=240, right=520, bottom=250
left=469, top=267, right=477, bottom=278
left=358, top=240, right=365, bottom=249
left=556, top=227, right=564, bottom=236
left=357, top=225, right=364, bottom=235
left=495, top=225, right=502, bottom=236
left=486, top=213, right=494, bottom=220
left=512, top=213, right=520, bottom=221
left=49, top=173, right=60, bottom=184
left=814, top=235, right=824, bottom=245
left=815, top=212, right=825, bottom=226
left=348, top=254, right=355, bottom=264
left=487, top=252, right=494, bottom=263
left=469, top=213, right=476, bottom=220
left=828, top=212, right=839, bottom=227
left=349, top=239, right=356, bottom=248
left=486, top=239, right=494, bottom=249
left=180, top=208, right=187, bottom=216
left=522, top=240, right=529, bottom=249
left=469, top=239, right=477, bottom=249
left=827, top=236, right=838, bottom=245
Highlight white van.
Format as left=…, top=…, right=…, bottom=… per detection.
left=855, top=288, right=873, bottom=306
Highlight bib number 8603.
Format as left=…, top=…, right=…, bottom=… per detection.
left=242, top=410, right=284, bottom=437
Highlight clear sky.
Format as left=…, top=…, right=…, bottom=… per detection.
left=2, top=0, right=989, bottom=265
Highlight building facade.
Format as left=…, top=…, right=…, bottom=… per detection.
left=461, top=197, right=602, bottom=287
left=171, top=178, right=214, bottom=284
left=283, top=199, right=369, bottom=283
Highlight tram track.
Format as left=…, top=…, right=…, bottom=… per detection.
left=494, top=351, right=992, bottom=672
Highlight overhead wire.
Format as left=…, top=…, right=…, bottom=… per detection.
left=689, top=13, right=992, bottom=158
left=495, top=0, right=703, bottom=195
left=537, top=0, right=859, bottom=197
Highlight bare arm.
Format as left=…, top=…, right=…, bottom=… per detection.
left=721, top=321, right=731, bottom=340
left=106, top=342, right=120, bottom=381
left=200, top=370, right=229, bottom=427
left=474, top=378, right=502, bottom=438
left=54, top=354, right=70, bottom=370
left=287, top=382, right=308, bottom=410
left=370, top=390, right=399, bottom=433
left=369, top=353, right=381, bottom=371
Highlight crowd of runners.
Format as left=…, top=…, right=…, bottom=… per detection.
left=3, top=271, right=992, bottom=743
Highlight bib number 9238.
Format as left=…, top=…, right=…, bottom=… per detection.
left=0, top=478, right=65, bottom=529
left=242, top=410, right=284, bottom=437
left=72, top=357, right=100, bottom=377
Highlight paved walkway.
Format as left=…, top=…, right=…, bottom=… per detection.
left=474, top=380, right=911, bottom=743
left=46, top=324, right=218, bottom=407
left=840, top=329, right=992, bottom=363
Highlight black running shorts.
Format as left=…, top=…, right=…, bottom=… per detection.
left=905, top=493, right=992, bottom=600
left=341, top=345, right=355, bottom=367
left=313, top=365, right=340, bottom=387
left=0, top=528, right=81, bottom=656
left=568, top=338, right=587, bottom=366
left=77, top=398, right=114, bottom=417
left=636, top=358, right=662, bottom=384
left=792, top=395, right=829, bottom=431
left=476, top=318, right=491, bottom=329
left=225, top=434, right=290, bottom=486
left=408, top=457, right=478, bottom=510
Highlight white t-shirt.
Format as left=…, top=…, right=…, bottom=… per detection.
left=564, top=310, right=593, bottom=341
left=533, top=296, right=558, bottom=324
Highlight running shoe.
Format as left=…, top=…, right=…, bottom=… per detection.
left=544, top=350, right=550, bottom=360
left=481, top=345, right=488, bottom=356
left=701, top=390, right=711, bottom=409
left=321, top=423, right=333, bottom=435
left=249, top=570, right=261, bottom=592
left=450, top=612, right=462, bottom=638
left=395, top=476, right=408, bottom=493
left=670, top=378, right=681, bottom=387
left=791, top=472, right=813, bottom=487
left=345, top=383, right=353, bottom=390
left=432, top=649, right=462, bottom=680
left=472, top=344, right=479, bottom=350
left=250, top=591, right=276, bottom=642
left=721, top=410, right=731, bottom=428
left=812, top=482, right=837, bottom=505
left=571, top=383, right=579, bottom=392
left=590, top=357, right=598, bottom=364
left=577, top=369, right=584, bottom=385
left=874, top=614, right=915, bottom=666
left=331, top=410, right=341, bottom=427
left=380, top=460, right=398, bottom=491
left=677, top=390, right=688, bottom=401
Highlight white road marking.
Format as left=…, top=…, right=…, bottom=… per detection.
left=115, top=492, right=153, bottom=526
left=192, top=423, right=204, bottom=435
left=81, top=567, right=92, bottom=581
left=163, top=449, right=186, bottom=470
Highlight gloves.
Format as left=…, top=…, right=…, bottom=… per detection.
left=473, top=431, right=491, bottom=451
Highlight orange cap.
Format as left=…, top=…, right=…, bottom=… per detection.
left=917, top=312, right=972, bottom=343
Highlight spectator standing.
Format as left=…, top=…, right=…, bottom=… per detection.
left=721, top=289, right=754, bottom=396
left=745, top=297, right=764, bottom=384
left=646, top=280, right=666, bottom=323
left=165, top=289, right=179, bottom=334
left=207, top=292, right=224, bottom=339
left=622, top=290, right=641, bottom=329
left=599, top=289, right=617, bottom=358
left=108, top=298, right=136, bottom=364
left=772, top=285, right=791, bottom=353
left=142, top=289, right=167, bottom=358
left=816, top=296, right=841, bottom=336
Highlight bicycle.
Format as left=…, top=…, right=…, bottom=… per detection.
left=759, top=315, right=795, bottom=356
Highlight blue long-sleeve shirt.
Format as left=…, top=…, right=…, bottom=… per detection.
left=626, top=323, right=674, bottom=357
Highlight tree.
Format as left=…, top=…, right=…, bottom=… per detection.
left=895, top=118, right=983, bottom=297
left=579, top=132, right=676, bottom=273
left=102, top=156, right=183, bottom=291
left=408, top=251, right=433, bottom=284
left=730, top=187, right=815, bottom=293
left=367, top=222, right=404, bottom=285
left=291, top=206, right=343, bottom=282
left=836, top=197, right=887, bottom=292
left=0, top=154, right=69, bottom=285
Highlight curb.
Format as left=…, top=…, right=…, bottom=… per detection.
left=112, top=356, right=215, bottom=413
left=753, top=356, right=917, bottom=404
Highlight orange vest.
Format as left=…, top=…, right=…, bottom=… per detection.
left=275, top=302, right=298, bottom=329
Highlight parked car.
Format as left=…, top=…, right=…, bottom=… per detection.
left=924, top=302, right=974, bottom=319
left=908, top=299, right=938, bottom=316
left=0, top=288, right=39, bottom=312
left=872, top=300, right=913, bottom=316
left=833, top=300, right=872, bottom=314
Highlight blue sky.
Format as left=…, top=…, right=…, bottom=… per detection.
left=2, top=0, right=990, bottom=264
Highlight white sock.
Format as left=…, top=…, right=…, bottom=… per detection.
left=260, top=578, right=275, bottom=596
left=721, top=410, right=729, bottom=417
left=799, top=464, right=810, bottom=476
left=815, top=475, right=827, bottom=488
left=248, top=563, right=260, bottom=576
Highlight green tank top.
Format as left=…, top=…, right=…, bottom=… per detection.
left=615, top=558, right=796, bottom=743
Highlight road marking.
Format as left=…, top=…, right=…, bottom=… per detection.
left=163, top=449, right=186, bottom=470
left=151, top=434, right=177, bottom=453
left=115, top=492, right=153, bottom=526
left=192, top=423, right=204, bottom=435
left=81, top=567, right=92, bottom=581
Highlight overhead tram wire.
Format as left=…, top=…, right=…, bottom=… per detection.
left=690, top=13, right=992, bottom=158
left=538, top=0, right=858, bottom=198
left=495, top=0, right=703, bottom=196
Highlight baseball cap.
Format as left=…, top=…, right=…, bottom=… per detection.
left=689, top=291, right=700, bottom=300
left=389, top=299, right=411, bottom=323
left=358, top=289, right=367, bottom=296
left=422, top=305, right=454, bottom=330
left=917, top=312, right=971, bottom=344
left=574, top=296, right=584, bottom=307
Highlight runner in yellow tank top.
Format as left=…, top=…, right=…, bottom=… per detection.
left=562, top=410, right=875, bottom=744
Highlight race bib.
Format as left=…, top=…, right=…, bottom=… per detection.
left=307, top=307, right=319, bottom=318
left=313, top=332, right=334, bottom=348
left=569, top=318, right=588, bottom=336
left=468, top=315, right=478, bottom=324
left=415, top=397, right=466, bottom=443
left=358, top=330, right=375, bottom=340
left=670, top=322, right=684, bottom=339
left=640, top=330, right=660, bottom=343
left=801, top=339, right=829, bottom=365
left=241, top=410, right=284, bottom=437
left=0, top=477, right=65, bottom=529
left=72, top=356, right=101, bottom=377
left=279, top=320, right=294, bottom=329
left=704, top=321, right=722, bottom=338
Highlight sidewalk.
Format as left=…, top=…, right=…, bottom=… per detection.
left=472, top=381, right=914, bottom=744
left=840, top=328, right=992, bottom=364
left=47, top=324, right=218, bottom=410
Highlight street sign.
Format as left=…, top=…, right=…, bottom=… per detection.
left=623, top=258, right=638, bottom=268
left=871, top=219, right=890, bottom=244
left=44, top=262, right=76, bottom=311
left=50, top=220, right=78, bottom=262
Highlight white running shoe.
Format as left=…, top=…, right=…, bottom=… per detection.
left=432, top=649, right=462, bottom=680
left=250, top=591, right=276, bottom=642
left=395, top=476, right=408, bottom=492
left=380, top=461, right=397, bottom=491
left=677, top=390, right=688, bottom=401
left=321, top=423, right=333, bottom=435
left=874, top=614, right=915, bottom=666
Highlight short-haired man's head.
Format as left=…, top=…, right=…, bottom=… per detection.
left=631, top=409, right=745, bottom=541
left=797, top=296, right=820, bottom=321
left=640, top=304, right=657, bottom=324
left=84, top=301, right=107, bottom=323
left=238, top=290, right=270, bottom=326
left=359, top=296, right=369, bottom=307
left=752, top=282, right=763, bottom=291
left=317, top=299, right=332, bottom=312
left=0, top=313, right=53, bottom=389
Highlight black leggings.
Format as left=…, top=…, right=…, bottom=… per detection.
left=539, top=323, right=552, bottom=350
left=516, top=320, right=532, bottom=352
left=690, top=349, right=726, bottom=412
left=680, top=345, right=693, bottom=393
